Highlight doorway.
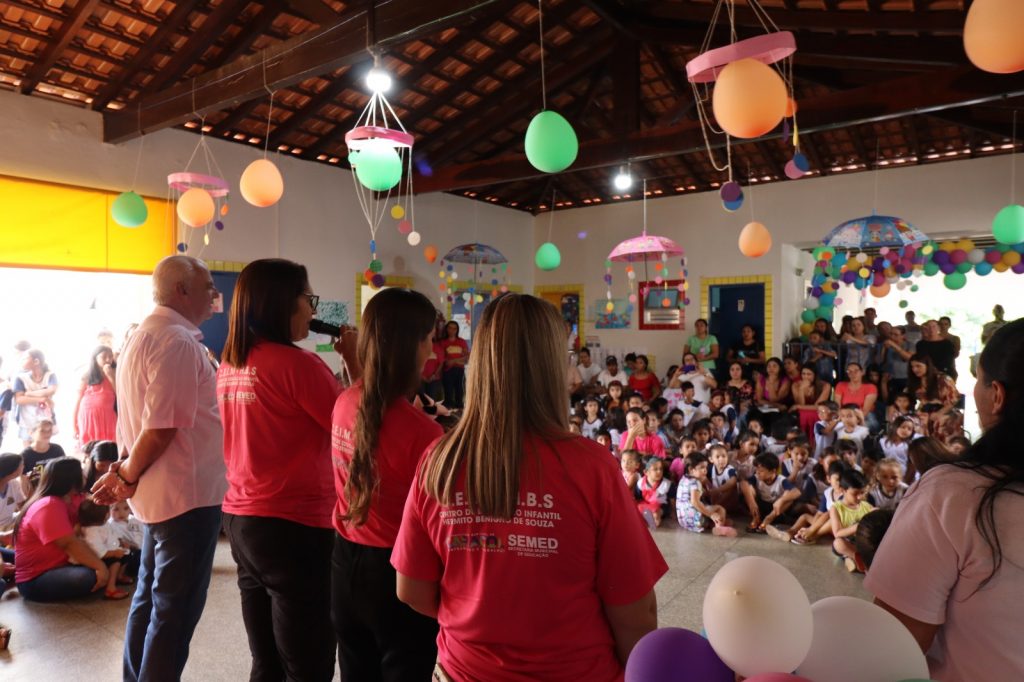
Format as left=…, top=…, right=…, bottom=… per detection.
left=703, top=275, right=773, bottom=376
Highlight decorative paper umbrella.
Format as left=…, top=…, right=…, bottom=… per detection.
left=822, top=214, right=929, bottom=249
left=442, top=243, right=508, bottom=265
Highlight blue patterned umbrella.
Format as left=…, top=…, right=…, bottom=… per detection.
left=822, top=214, right=929, bottom=249
left=442, top=243, right=508, bottom=265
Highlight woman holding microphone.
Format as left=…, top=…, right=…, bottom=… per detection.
left=217, top=259, right=357, bottom=682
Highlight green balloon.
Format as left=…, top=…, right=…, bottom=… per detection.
left=816, top=305, right=834, bottom=320
left=353, top=141, right=402, bottom=191
left=923, top=261, right=940, bottom=277
left=956, top=261, right=972, bottom=273
left=801, top=309, right=816, bottom=323
left=910, top=284, right=919, bottom=292
left=111, top=191, right=148, bottom=228
left=943, top=271, right=967, bottom=290
left=534, top=242, right=561, bottom=270
left=524, top=110, right=578, bottom=173
left=993, top=204, right=1024, bottom=245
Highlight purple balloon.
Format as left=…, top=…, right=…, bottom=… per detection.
left=720, top=181, right=743, bottom=202
left=872, top=256, right=885, bottom=270
left=842, top=271, right=857, bottom=284
left=811, top=286, right=823, bottom=297
left=625, top=628, right=733, bottom=682
left=894, top=263, right=907, bottom=274
left=1013, top=262, right=1024, bottom=274
left=932, top=250, right=950, bottom=265
left=940, top=262, right=956, bottom=275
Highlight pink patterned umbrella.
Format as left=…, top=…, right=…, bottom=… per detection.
left=608, top=233, right=684, bottom=263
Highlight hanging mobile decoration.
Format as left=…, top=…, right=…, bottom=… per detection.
left=170, top=88, right=229, bottom=255
left=993, top=111, right=1024, bottom=245
left=685, top=1, right=801, bottom=208
left=240, top=67, right=284, bottom=208
left=524, top=0, right=578, bottom=174
left=112, top=103, right=149, bottom=228
left=346, top=35, right=419, bottom=288
left=738, top=165, right=772, bottom=258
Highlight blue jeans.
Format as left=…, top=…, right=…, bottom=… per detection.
left=17, top=564, right=97, bottom=602
left=123, top=505, right=222, bottom=682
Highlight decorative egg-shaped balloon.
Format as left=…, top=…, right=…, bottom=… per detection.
left=964, top=0, right=1024, bottom=74
left=993, top=204, right=1024, bottom=245
left=534, top=241, right=562, bottom=270
left=407, top=231, right=422, bottom=246
left=712, top=59, right=787, bottom=139
left=177, top=188, right=215, bottom=228
left=424, top=245, right=438, bottom=263
left=524, top=110, right=578, bottom=173
left=111, top=191, right=148, bottom=228
left=239, top=158, right=284, bottom=207
left=738, top=221, right=772, bottom=258
left=352, top=139, right=403, bottom=191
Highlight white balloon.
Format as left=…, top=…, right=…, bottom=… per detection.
left=967, top=248, right=985, bottom=264
left=407, top=231, right=422, bottom=246
left=797, top=597, right=929, bottom=682
left=702, top=557, right=813, bottom=677
left=805, top=297, right=820, bottom=310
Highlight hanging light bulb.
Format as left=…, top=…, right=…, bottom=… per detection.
left=613, top=167, right=633, bottom=191
left=366, top=68, right=392, bottom=94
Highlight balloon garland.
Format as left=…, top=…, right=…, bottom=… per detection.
left=796, top=238, right=1024, bottom=338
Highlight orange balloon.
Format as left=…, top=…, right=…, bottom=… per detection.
left=424, top=245, right=438, bottom=263
left=964, top=0, right=1024, bottom=74
left=738, top=221, right=772, bottom=258
left=784, top=97, right=798, bottom=117
left=712, top=59, right=788, bottom=139
left=240, top=158, right=284, bottom=207
left=869, top=282, right=891, bottom=298
left=177, top=188, right=215, bottom=228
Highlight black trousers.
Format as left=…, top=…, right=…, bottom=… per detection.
left=223, top=513, right=336, bottom=682
left=331, top=533, right=439, bottom=682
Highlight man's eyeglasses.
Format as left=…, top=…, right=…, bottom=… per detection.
left=305, top=294, right=320, bottom=312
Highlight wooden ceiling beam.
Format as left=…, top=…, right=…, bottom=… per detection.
left=284, top=0, right=338, bottom=25
left=265, top=59, right=370, bottom=148
left=412, top=66, right=1024, bottom=194
left=91, top=0, right=200, bottom=111
left=103, top=0, right=503, bottom=143
left=138, top=0, right=251, bottom=96
left=209, top=0, right=290, bottom=68
left=612, top=37, right=640, bottom=137
left=19, top=0, right=102, bottom=94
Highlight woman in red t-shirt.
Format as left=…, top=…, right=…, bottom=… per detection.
left=392, top=294, right=667, bottom=682
left=218, top=259, right=357, bottom=681
left=15, top=457, right=108, bottom=602
left=835, top=361, right=878, bottom=431
left=440, top=320, right=469, bottom=408
left=331, top=287, right=441, bottom=680
left=627, top=354, right=661, bottom=402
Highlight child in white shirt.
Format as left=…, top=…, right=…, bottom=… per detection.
left=580, top=397, right=603, bottom=440
left=867, top=457, right=909, bottom=511
left=108, top=500, right=144, bottom=550
left=834, top=404, right=870, bottom=455
left=77, top=499, right=132, bottom=599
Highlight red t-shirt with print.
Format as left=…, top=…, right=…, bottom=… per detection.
left=440, top=338, right=469, bottom=371
left=331, top=382, right=443, bottom=547
left=392, top=434, right=668, bottom=682
left=218, top=342, right=341, bottom=528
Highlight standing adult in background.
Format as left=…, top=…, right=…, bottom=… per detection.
left=392, top=294, right=666, bottom=681
left=13, top=349, right=58, bottom=447
left=981, top=305, right=1006, bottom=346
left=937, top=316, right=961, bottom=358
left=915, top=320, right=957, bottom=380
left=866, top=319, right=1024, bottom=680
left=903, top=310, right=923, bottom=346
left=91, top=255, right=226, bottom=682
left=728, top=324, right=766, bottom=379
left=576, top=347, right=602, bottom=393
left=421, top=314, right=446, bottom=403
left=881, top=325, right=914, bottom=400
left=686, top=318, right=720, bottom=372
left=440, top=320, right=469, bottom=409
left=863, top=307, right=879, bottom=336
left=330, top=288, right=442, bottom=680
left=217, top=259, right=359, bottom=682
left=73, top=346, right=117, bottom=446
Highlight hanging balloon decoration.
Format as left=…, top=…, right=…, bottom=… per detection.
left=240, top=82, right=284, bottom=208
left=346, top=50, right=420, bottom=290
left=112, top=104, right=150, bottom=228
left=169, top=116, right=230, bottom=255
left=685, top=2, right=803, bottom=210
left=963, top=0, right=1024, bottom=75
left=992, top=112, right=1024, bottom=244
left=436, top=244, right=510, bottom=319
left=524, top=0, right=578, bottom=174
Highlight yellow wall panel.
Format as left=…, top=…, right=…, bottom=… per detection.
left=0, top=175, right=172, bottom=273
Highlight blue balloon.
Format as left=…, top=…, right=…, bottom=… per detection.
left=819, top=293, right=836, bottom=306
left=723, top=197, right=744, bottom=212
left=975, top=261, right=993, bottom=276
left=793, top=152, right=810, bottom=172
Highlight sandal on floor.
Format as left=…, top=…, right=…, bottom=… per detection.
left=712, top=525, right=738, bottom=537
left=0, top=626, right=10, bottom=651
left=790, top=535, right=811, bottom=546
left=748, top=525, right=767, bottom=534
left=104, top=589, right=130, bottom=600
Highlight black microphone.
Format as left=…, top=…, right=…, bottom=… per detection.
left=309, top=319, right=342, bottom=337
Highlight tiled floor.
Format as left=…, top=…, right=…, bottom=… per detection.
left=0, top=527, right=870, bottom=681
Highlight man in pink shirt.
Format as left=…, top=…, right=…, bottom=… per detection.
left=93, top=255, right=226, bottom=682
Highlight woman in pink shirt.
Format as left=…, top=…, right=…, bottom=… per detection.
left=392, top=294, right=666, bottom=682
left=218, top=259, right=357, bottom=681
left=15, top=458, right=107, bottom=602
left=866, top=319, right=1024, bottom=680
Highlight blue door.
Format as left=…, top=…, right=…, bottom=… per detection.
left=709, top=283, right=766, bottom=371
left=199, top=270, right=239, bottom=360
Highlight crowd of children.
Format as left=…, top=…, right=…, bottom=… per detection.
left=570, top=312, right=971, bottom=573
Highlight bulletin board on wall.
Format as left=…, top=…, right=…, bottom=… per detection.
left=0, top=174, right=173, bottom=273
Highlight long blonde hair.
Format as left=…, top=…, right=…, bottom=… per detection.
left=421, top=294, right=569, bottom=518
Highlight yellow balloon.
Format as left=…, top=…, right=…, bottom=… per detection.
left=1003, top=250, right=1022, bottom=266
left=391, top=205, right=405, bottom=219
left=994, top=261, right=1010, bottom=273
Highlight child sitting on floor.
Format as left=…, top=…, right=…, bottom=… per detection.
left=769, top=460, right=848, bottom=545
left=77, top=499, right=132, bottom=599
left=595, top=429, right=613, bottom=455
left=836, top=439, right=862, bottom=474
left=620, top=449, right=641, bottom=492
left=637, top=458, right=671, bottom=528
left=619, top=408, right=666, bottom=459
left=741, top=452, right=802, bottom=533
left=853, top=508, right=895, bottom=572
left=675, top=452, right=738, bottom=537
left=108, top=500, right=144, bottom=551
left=706, top=443, right=739, bottom=511
left=886, top=392, right=916, bottom=425
left=780, top=437, right=819, bottom=515
left=830, top=469, right=875, bottom=572
left=730, top=430, right=760, bottom=481
left=669, top=436, right=698, bottom=481
left=867, top=457, right=909, bottom=511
